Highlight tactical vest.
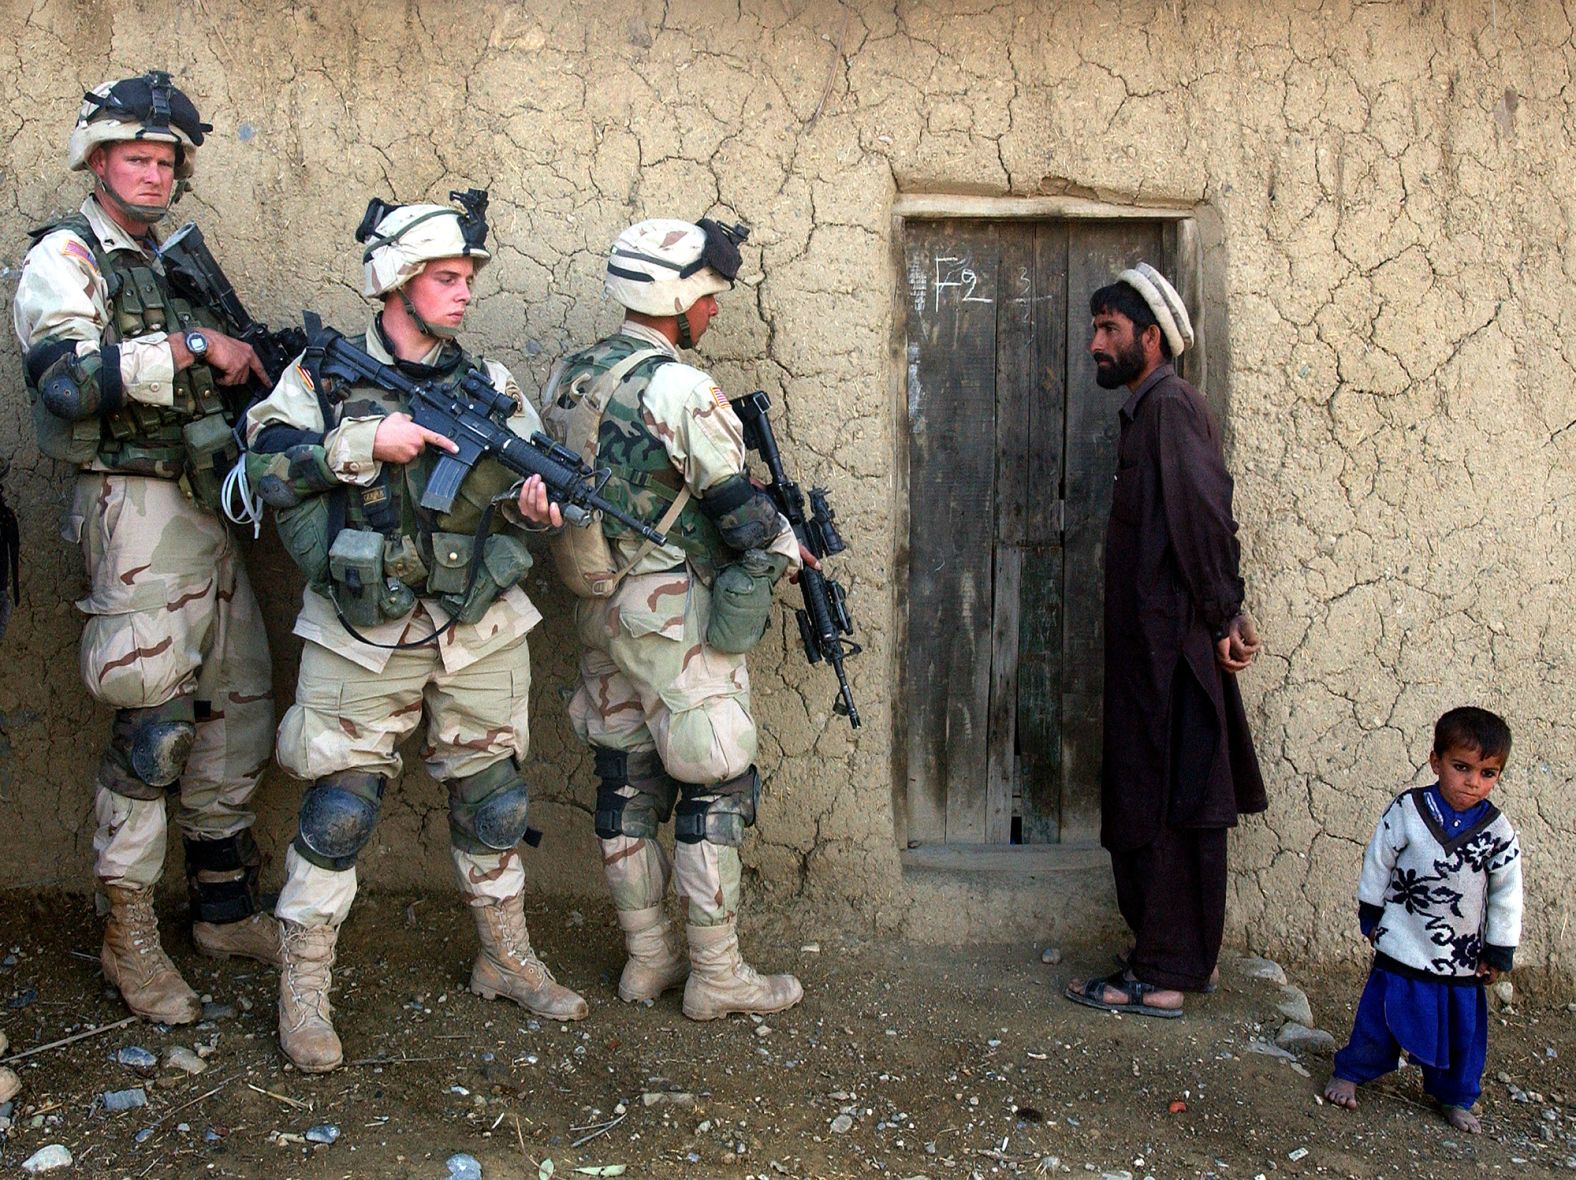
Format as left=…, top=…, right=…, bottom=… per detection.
left=25, top=213, right=231, bottom=480
left=552, top=334, right=729, bottom=582
left=274, top=338, right=532, bottom=630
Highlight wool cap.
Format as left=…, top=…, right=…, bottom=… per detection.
left=1117, top=262, right=1193, bottom=357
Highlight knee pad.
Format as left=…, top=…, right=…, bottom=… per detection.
left=448, top=759, right=537, bottom=853
left=184, top=831, right=262, bottom=923
left=592, top=746, right=677, bottom=840
left=107, top=699, right=198, bottom=793
left=673, top=766, right=760, bottom=847
left=294, top=770, right=385, bottom=870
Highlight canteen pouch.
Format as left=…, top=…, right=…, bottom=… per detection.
left=328, top=528, right=387, bottom=628
left=704, top=549, right=784, bottom=655
left=441, top=533, right=533, bottom=626
left=182, top=412, right=239, bottom=511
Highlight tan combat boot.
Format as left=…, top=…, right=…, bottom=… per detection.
left=277, top=920, right=342, bottom=1073
left=100, top=884, right=201, bottom=1025
left=468, top=896, right=588, bottom=1021
left=194, top=913, right=284, bottom=966
left=682, top=919, right=803, bottom=1021
left=615, top=905, right=689, bottom=1003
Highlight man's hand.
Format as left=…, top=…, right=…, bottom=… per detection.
left=516, top=474, right=563, bottom=527
left=1215, top=613, right=1261, bottom=673
left=789, top=541, right=822, bottom=584
left=372, top=412, right=460, bottom=463
left=168, top=329, right=269, bottom=386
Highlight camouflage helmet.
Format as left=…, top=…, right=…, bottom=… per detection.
left=67, top=69, right=210, bottom=180
left=358, top=189, right=492, bottom=299
left=605, top=218, right=749, bottom=316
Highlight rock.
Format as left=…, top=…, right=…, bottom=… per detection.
left=104, top=1086, right=148, bottom=1111
left=830, top=1113, right=854, bottom=1133
left=641, top=1091, right=695, bottom=1107
left=201, top=1001, right=235, bottom=1021
left=1041, top=947, right=1062, bottom=965
left=21, top=1145, right=73, bottom=1173
left=446, top=1153, right=484, bottom=1179
left=1239, top=957, right=1287, bottom=986
left=306, top=1123, right=340, bottom=1144
left=1275, top=1023, right=1336, bottom=1054
left=1492, top=979, right=1515, bottom=1008
left=1276, top=985, right=1314, bottom=1028
left=164, top=1046, right=208, bottom=1075
left=0, top=1067, right=19, bottom=1104
left=1244, top=1040, right=1297, bottom=1061
left=134, top=1128, right=157, bottom=1144
left=117, top=1045, right=158, bottom=1076
left=0, top=1028, right=7, bottom=1054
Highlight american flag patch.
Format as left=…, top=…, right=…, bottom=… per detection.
left=62, top=239, right=98, bottom=271
left=710, top=384, right=727, bottom=409
left=296, top=364, right=315, bottom=392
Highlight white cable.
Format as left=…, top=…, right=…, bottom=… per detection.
left=220, top=453, right=264, bottom=539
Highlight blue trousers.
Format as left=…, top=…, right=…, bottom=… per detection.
left=1331, top=965, right=1487, bottom=1109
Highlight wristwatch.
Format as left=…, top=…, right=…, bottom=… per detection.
left=183, top=329, right=209, bottom=359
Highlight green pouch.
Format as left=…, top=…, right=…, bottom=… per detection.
left=182, top=412, right=239, bottom=511
left=441, top=533, right=533, bottom=626
left=427, top=531, right=474, bottom=597
left=705, top=549, right=784, bottom=655
left=328, top=528, right=387, bottom=628
left=31, top=394, right=101, bottom=465
left=275, top=497, right=332, bottom=590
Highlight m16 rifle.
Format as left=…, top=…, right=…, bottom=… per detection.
left=301, top=313, right=667, bottom=543
left=729, top=390, right=861, bottom=728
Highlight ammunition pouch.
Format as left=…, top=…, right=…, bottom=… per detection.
left=705, top=549, right=787, bottom=655
left=329, top=528, right=415, bottom=628
left=433, top=531, right=532, bottom=626
left=182, top=412, right=239, bottom=512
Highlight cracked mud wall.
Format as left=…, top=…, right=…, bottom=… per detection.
left=1, top=0, right=1573, bottom=973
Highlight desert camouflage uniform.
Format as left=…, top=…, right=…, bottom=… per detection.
left=543, top=320, right=799, bottom=929
left=245, top=318, right=546, bottom=928
left=12, top=196, right=273, bottom=892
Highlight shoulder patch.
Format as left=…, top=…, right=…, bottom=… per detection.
left=295, top=363, right=316, bottom=393
left=709, top=383, right=728, bottom=409
left=62, top=238, right=98, bottom=272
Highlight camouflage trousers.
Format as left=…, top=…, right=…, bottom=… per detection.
left=69, top=475, right=273, bottom=888
left=274, top=616, right=533, bottom=928
left=569, top=571, right=755, bottom=928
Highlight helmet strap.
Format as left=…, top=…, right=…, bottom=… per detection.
left=94, top=175, right=168, bottom=226
left=675, top=309, right=694, bottom=351
left=398, top=289, right=459, bottom=341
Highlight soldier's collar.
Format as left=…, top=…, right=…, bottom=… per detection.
left=369, top=311, right=464, bottom=377
left=82, top=195, right=158, bottom=257
left=619, top=318, right=679, bottom=358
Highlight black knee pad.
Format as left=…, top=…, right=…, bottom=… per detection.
left=184, top=831, right=262, bottom=924
left=294, top=770, right=385, bottom=870
left=448, top=758, right=538, bottom=853
left=105, top=699, right=198, bottom=794
left=673, top=766, right=760, bottom=847
left=592, top=746, right=677, bottom=840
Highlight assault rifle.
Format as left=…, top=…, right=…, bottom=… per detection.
left=730, top=391, right=861, bottom=728
left=301, top=313, right=667, bottom=542
left=159, top=221, right=307, bottom=399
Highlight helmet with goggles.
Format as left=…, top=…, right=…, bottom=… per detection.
left=358, top=188, right=491, bottom=340
left=68, top=69, right=210, bottom=181
left=605, top=217, right=749, bottom=318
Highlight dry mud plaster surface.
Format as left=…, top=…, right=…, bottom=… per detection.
left=0, top=1, right=1573, bottom=973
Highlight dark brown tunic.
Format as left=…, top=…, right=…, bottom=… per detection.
left=1101, top=364, right=1266, bottom=854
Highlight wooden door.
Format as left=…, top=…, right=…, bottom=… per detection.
left=902, top=218, right=1175, bottom=847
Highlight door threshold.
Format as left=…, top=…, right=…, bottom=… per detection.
left=901, top=842, right=1108, bottom=873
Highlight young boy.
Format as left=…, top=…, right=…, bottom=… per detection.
left=1322, top=707, right=1523, bottom=1133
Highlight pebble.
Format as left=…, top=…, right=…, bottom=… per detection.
left=1275, top=1023, right=1336, bottom=1054
left=830, top=1113, right=854, bottom=1133
left=1244, top=1040, right=1297, bottom=1062
left=306, top=1123, right=340, bottom=1144
left=104, top=1086, right=148, bottom=1111
left=1492, top=980, right=1515, bottom=1007
left=201, top=1002, right=235, bottom=1021
left=117, top=1046, right=158, bottom=1076
left=801, top=942, right=821, bottom=953
left=446, top=1152, right=483, bottom=1179
left=21, top=1145, right=72, bottom=1174
left=1276, top=985, right=1314, bottom=1028
left=641, top=1091, right=695, bottom=1107
left=0, top=1028, right=6, bottom=1054
left=1239, top=957, right=1287, bottom=986
left=164, top=1046, right=208, bottom=1075
left=134, top=1128, right=157, bottom=1144
left=0, top=1067, right=19, bottom=1104
left=1041, top=947, right=1062, bottom=965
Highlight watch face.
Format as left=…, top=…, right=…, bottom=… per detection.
left=186, top=331, right=208, bottom=356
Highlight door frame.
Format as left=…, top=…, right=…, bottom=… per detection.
left=888, top=195, right=1215, bottom=856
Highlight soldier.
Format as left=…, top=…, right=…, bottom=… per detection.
left=12, top=70, right=280, bottom=1026
left=540, top=218, right=804, bottom=1020
left=245, top=193, right=584, bottom=1073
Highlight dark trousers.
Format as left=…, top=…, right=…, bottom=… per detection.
left=1110, top=824, right=1227, bottom=991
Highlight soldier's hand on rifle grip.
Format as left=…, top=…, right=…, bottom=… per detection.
left=372, top=412, right=460, bottom=463
left=516, top=474, right=563, bottom=528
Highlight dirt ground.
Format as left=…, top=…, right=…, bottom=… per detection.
left=0, top=892, right=1571, bottom=1180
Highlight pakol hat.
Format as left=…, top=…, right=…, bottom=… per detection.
left=1117, top=262, right=1193, bottom=357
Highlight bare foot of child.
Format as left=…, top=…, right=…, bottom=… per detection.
left=1444, top=1105, right=1482, bottom=1134
left=1322, top=1077, right=1358, bottom=1109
